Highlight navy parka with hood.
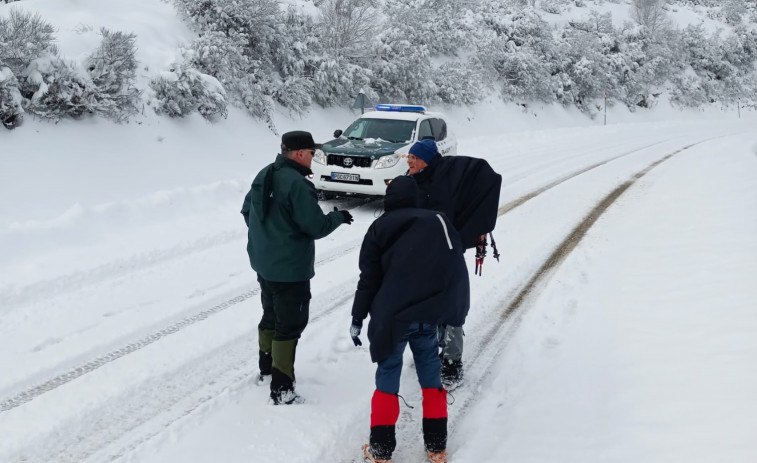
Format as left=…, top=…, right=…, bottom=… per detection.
left=412, top=155, right=502, bottom=249
left=351, top=176, right=470, bottom=363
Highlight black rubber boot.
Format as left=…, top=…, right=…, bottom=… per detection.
left=270, top=368, right=301, bottom=404
left=423, top=417, right=448, bottom=453
left=368, top=425, right=396, bottom=460
left=441, top=359, right=463, bottom=390
left=259, top=350, right=272, bottom=376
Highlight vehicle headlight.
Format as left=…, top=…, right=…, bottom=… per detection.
left=313, top=150, right=327, bottom=165
left=375, top=153, right=401, bottom=169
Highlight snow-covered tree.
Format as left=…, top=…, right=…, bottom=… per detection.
left=721, top=0, right=748, bottom=25
left=311, top=57, right=375, bottom=107
left=630, top=0, right=670, bottom=35
left=473, top=4, right=558, bottom=103
left=616, top=23, right=683, bottom=108
left=319, top=0, right=379, bottom=61
left=433, top=60, right=487, bottom=106
left=370, top=34, right=437, bottom=103
left=174, top=0, right=279, bottom=60
left=0, top=9, right=57, bottom=76
left=381, top=0, right=471, bottom=57
left=85, top=28, right=141, bottom=121
left=150, top=64, right=228, bottom=121
left=553, top=13, right=621, bottom=113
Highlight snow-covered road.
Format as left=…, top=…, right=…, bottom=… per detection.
left=1, top=117, right=756, bottom=463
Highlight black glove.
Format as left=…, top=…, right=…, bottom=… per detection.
left=334, top=207, right=353, bottom=225
left=350, top=317, right=363, bottom=346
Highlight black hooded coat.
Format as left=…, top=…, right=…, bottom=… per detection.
left=351, top=176, right=470, bottom=363
left=412, top=155, right=502, bottom=249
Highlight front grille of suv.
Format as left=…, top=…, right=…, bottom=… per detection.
left=326, top=154, right=372, bottom=168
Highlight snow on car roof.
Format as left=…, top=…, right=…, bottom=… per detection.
left=359, top=110, right=443, bottom=121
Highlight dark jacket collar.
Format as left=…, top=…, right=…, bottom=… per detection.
left=274, top=154, right=313, bottom=176
left=411, top=155, right=440, bottom=182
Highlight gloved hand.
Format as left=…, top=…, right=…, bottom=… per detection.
left=350, top=317, right=363, bottom=346
left=334, top=207, right=354, bottom=225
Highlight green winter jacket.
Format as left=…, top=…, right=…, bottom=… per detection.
left=241, top=154, right=344, bottom=282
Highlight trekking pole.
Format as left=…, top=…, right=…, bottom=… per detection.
left=489, top=232, right=500, bottom=262
left=474, top=234, right=487, bottom=276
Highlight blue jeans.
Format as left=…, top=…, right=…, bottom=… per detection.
left=375, top=322, right=442, bottom=394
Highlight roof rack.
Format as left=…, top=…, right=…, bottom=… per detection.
left=374, top=104, right=426, bottom=114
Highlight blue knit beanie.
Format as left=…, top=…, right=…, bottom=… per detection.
left=408, top=139, right=439, bottom=164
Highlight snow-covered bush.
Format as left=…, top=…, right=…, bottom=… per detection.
left=22, top=57, right=97, bottom=121
left=433, top=60, right=486, bottom=106
left=311, top=57, right=375, bottom=107
left=271, top=76, right=313, bottom=114
left=674, top=24, right=757, bottom=105
left=236, top=74, right=275, bottom=132
left=85, top=28, right=140, bottom=120
left=381, top=0, right=471, bottom=57
left=370, top=35, right=437, bottom=103
left=721, top=0, right=747, bottom=25
left=183, top=31, right=274, bottom=122
left=0, top=66, right=23, bottom=128
left=553, top=25, right=617, bottom=113
left=541, top=0, right=570, bottom=14
left=173, top=0, right=279, bottom=60
left=0, top=9, right=57, bottom=76
left=614, top=23, right=682, bottom=108
left=473, top=4, right=558, bottom=103
left=150, top=64, right=227, bottom=120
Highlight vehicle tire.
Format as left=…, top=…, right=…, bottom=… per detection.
left=317, top=190, right=337, bottom=201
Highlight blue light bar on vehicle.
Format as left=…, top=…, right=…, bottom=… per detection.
left=374, top=104, right=426, bottom=113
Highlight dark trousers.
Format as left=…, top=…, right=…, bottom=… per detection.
left=370, top=323, right=447, bottom=458
left=375, top=322, right=442, bottom=394
left=257, top=274, right=311, bottom=342
left=256, top=274, right=310, bottom=392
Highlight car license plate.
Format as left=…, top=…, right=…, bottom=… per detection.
left=331, top=172, right=360, bottom=182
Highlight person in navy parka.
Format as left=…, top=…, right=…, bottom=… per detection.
left=407, top=139, right=502, bottom=390
left=350, top=175, right=470, bottom=463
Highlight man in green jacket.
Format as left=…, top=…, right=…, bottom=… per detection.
left=241, top=130, right=353, bottom=405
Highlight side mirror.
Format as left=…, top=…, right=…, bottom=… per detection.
left=334, top=129, right=343, bottom=138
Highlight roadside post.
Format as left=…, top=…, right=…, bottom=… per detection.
left=353, top=90, right=373, bottom=115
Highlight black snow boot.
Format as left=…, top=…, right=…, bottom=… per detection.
left=423, top=417, right=448, bottom=453
left=368, top=425, right=396, bottom=461
left=269, top=368, right=302, bottom=405
left=256, top=350, right=273, bottom=385
left=259, top=350, right=272, bottom=376
left=441, top=359, right=463, bottom=390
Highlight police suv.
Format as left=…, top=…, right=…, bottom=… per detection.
left=311, top=104, right=457, bottom=197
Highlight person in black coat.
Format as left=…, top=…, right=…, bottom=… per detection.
left=407, top=139, right=502, bottom=390
left=350, top=176, right=469, bottom=463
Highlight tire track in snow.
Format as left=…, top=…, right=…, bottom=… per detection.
left=394, top=140, right=717, bottom=462
left=0, top=237, right=363, bottom=413
left=332, top=137, right=714, bottom=462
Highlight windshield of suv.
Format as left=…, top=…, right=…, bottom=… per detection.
left=342, top=118, right=416, bottom=143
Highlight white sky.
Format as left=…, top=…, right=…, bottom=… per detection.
left=1, top=1, right=756, bottom=462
